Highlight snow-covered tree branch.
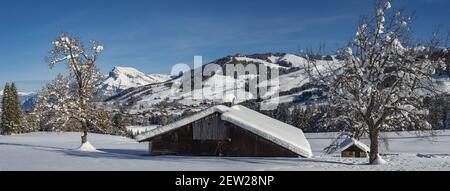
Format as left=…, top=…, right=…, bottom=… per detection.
left=43, top=32, right=104, bottom=144
left=309, top=0, right=446, bottom=164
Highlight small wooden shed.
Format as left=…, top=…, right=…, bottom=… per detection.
left=136, top=105, right=313, bottom=158
left=340, top=138, right=370, bottom=158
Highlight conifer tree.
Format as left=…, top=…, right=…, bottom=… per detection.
left=9, top=83, right=24, bottom=133
left=275, top=104, right=290, bottom=124
left=1, top=83, right=23, bottom=135
left=1, top=83, right=11, bottom=135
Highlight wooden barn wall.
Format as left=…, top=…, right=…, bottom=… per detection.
left=150, top=114, right=299, bottom=157
left=226, top=122, right=298, bottom=157
left=192, top=113, right=228, bottom=140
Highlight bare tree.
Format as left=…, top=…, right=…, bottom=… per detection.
left=46, top=32, right=104, bottom=144
left=310, top=1, right=445, bottom=163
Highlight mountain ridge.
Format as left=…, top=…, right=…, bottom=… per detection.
left=98, top=66, right=172, bottom=96
left=104, top=52, right=337, bottom=115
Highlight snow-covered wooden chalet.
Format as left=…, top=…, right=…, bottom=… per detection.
left=340, top=138, right=370, bottom=158
left=136, top=105, right=313, bottom=158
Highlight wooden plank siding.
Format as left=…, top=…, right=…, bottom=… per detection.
left=226, top=122, right=298, bottom=157
left=149, top=113, right=299, bottom=157
left=341, top=145, right=368, bottom=158
left=192, top=113, right=228, bottom=140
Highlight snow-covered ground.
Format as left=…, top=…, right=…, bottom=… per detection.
left=1, top=131, right=450, bottom=171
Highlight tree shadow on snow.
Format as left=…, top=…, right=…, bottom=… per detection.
left=0, top=142, right=366, bottom=166
left=0, top=142, right=149, bottom=160
left=97, top=149, right=149, bottom=156
left=52, top=149, right=150, bottom=160
left=219, top=157, right=360, bottom=166
left=0, top=142, right=67, bottom=151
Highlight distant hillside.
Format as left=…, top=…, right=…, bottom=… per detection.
left=104, top=53, right=340, bottom=115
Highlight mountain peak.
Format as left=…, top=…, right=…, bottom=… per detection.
left=99, top=66, right=172, bottom=96
left=111, top=66, right=143, bottom=75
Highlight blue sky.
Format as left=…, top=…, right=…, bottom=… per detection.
left=0, top=0, right=448, bottom=92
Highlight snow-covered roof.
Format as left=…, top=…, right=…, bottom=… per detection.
left=136, top=105, right=313, bottom=158
left=340, top=138, right=370, bottom=153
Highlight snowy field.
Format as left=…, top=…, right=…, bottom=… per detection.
left=1, top=131, right=450, bottom=171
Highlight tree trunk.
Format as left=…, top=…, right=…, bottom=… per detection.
left=81, top=121, right=88, bottom=144
left=81, top=130, right=88, bottom=144
left=369, top=129, right=379, bottom=164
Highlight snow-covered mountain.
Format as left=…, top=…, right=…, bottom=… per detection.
left=1, top=67, right=172, bottom=111
left=105, top=53, right=340, bottom=114
left=98, top=66, right=172, bottom=96
left=0, top=90, right=37, bottom=111
left=0, top=90, right=35, bottom=97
